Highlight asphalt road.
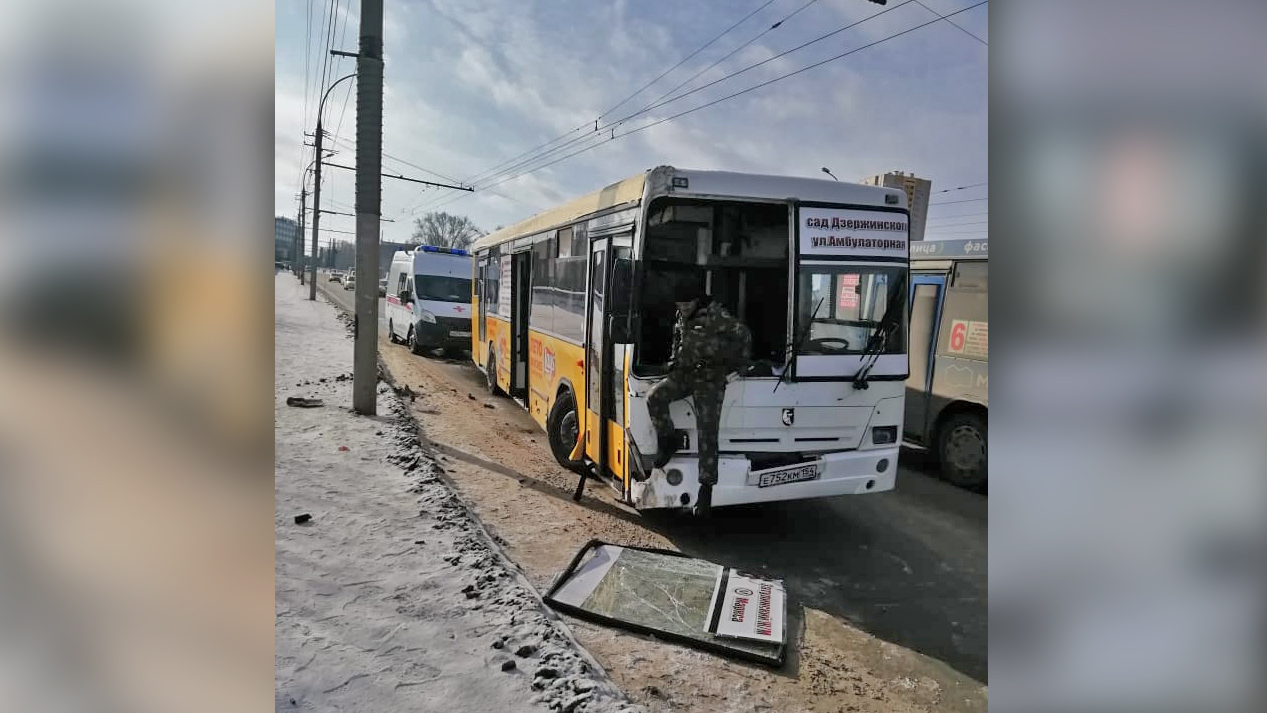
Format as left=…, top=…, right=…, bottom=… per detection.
left=317, top=276, right=988, bottom=683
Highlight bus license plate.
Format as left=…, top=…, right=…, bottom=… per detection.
left=755, top=463, right=820, bottom=488
left=450, top=330, right=471, bottom=338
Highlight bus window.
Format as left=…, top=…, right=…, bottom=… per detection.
left=636, top=263, right=705, bottom=370
left=952, top=261, right=988, bottom=290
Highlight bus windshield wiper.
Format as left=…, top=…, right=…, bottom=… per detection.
left=774, top=297, right=823, bottom=393
left=853, top=275, right=907, bottom=390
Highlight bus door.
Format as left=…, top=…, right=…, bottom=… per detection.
left=476, top=256, right=488, bottom=352
left=904, top=273, right=947, bottom=444
left=511, top=250, right=531, bottom=402
left=584, top=234, right=633, bottom=486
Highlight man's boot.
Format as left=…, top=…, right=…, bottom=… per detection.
left=654, top=430, right=683, bottom=469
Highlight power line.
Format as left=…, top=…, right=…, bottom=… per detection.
left=328, top=134, right=464, bottom=185
left=926, top=228, right=988, bottom=235
left=922, top=220, right=987, bottom=229
left=927, top=211, right=987, bottom=222
left=641, top=0, right=821, bottom=122
left=929, top=196, right=988, bottom=206
left=331, top=0, right=356, bottom=145
left=932, top=181, right=987, bottom=194
left=414, top=1, right=988, bottom=216
left=479, top=1, right=989, bottom=196
left=461, top=0, right=921, bottom=189
left=600, top=0, right=779, bottom=121
left=451, top=0, right=785, bottom=190
left=913, top=0, right=987, bottom=45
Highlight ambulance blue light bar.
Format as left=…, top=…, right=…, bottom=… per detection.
left=418, top=246, right=468, bottom=256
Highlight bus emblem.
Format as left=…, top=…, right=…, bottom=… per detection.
left=781, top=408, right=795, bottom=426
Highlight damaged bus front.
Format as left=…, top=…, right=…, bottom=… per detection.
left=624, top=167, right=910, bottom=510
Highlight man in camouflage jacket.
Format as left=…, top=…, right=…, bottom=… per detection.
left=647, top=286, right=752, bottom=514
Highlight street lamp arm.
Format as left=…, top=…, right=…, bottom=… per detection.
left=320, top=73, right=357, bottom=123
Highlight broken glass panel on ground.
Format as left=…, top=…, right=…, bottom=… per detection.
left=544, top=540, right=786, bottom=666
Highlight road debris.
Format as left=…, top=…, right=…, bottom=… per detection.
left=286, top=396, right=324, bottom=408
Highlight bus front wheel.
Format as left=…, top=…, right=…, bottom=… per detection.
left=485, top=349, right=504, bottom=396
left=547, top=391, right=588, bottom=476
left=938, top=411, right=987, bottom=491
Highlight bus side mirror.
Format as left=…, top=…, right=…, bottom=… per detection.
left=399, top=289, right=412, bottom=303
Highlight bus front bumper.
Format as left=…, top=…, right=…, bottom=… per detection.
left=631, top=446, right=899, bottom=510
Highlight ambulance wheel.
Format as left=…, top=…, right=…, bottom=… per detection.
left=485, top=349, right=504, bottom=396
left=408, top=327, right=426, bottom=355
left=938, top=411, right=987, bottom=491
left=547, top=391, right=588, bottom=476
left=388, top=319, right=399, bottom=344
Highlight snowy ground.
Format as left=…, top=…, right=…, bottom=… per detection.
left=274, top=274, right=644, bottom=713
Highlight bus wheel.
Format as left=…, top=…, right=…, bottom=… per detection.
left=547, top=391, right=588, bottom=475
left=485, top=349, right=504, bottom=396
left=408, top=327, right=426, bottom=355
left=938, top=412, right=987, bottom=491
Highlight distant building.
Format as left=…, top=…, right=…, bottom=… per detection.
left=860, top=171, right=931, bottom=241
left=275, top=216, right=299, bottom=261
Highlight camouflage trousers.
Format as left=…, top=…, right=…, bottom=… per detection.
left=646, top=371, right=727, bottom=486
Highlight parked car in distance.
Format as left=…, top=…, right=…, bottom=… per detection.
left=378, top=279, right=388, bottom=297
left=329, top=272, right=342, bottom=283
left=344, top=276, right=356, bottom=291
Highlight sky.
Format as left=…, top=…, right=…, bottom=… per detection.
left=275, top=0, right=987, bottom=248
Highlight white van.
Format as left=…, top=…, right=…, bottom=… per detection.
left=386, top=246, right=473, bottom=355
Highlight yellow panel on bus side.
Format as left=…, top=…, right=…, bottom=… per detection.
left=585, top=411, right=600, bottom=461
left=470, top=296, right=479, bottom=357
left=527, top=331, right=584, bottom=433
left=606, top=419, right=625, bottom=483
left=484, top=316, right=511, bottom=392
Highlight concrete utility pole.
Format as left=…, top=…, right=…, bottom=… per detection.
left=352, top=0, right=384, bottom=415
left=311, top=73, right=356, bottom=301
left=309, top=124, right=322, bottom=300
left=296, top=187, right=306, bottom=283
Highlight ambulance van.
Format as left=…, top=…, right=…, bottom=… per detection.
left=386, top=246, right=473, bottom=355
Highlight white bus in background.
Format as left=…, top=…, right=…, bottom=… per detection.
left=385, top=246, right=473, bottom=355
left=470, top=165, right=910, bottom=512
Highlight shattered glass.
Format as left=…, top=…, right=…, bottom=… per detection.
left=548, top=544, right=784, bottom=664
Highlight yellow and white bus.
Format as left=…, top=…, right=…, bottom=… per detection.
left=471, top=165, right=910, bottom=511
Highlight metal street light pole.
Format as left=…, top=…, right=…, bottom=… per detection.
left=310, top=72, right=357, bottom=301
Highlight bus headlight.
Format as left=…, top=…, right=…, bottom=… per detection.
left=871, top=426, right=897, bottom=445
left=419, top=310, right=437, bottom=324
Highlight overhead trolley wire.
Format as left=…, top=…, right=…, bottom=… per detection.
left=412, top=1, right=987, bottom=216
left=449, top=0, right=782, bottom=191
left=459, top=0, right=921, bottom=191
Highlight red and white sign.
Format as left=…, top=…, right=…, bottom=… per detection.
left=837, top=273, right=859, bottom=310
left=947, top=319, right=988, bottom=357
left=707, top=571, right=785, bottom=644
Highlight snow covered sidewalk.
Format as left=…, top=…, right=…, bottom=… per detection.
left=274, top=275, right=642, bottom=713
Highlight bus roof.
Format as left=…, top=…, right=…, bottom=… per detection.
left=472, top=172, right=646, bottom=253
left=910, top=238, right=988, bottom=260
left=471, top=165, right=906, bottom=253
